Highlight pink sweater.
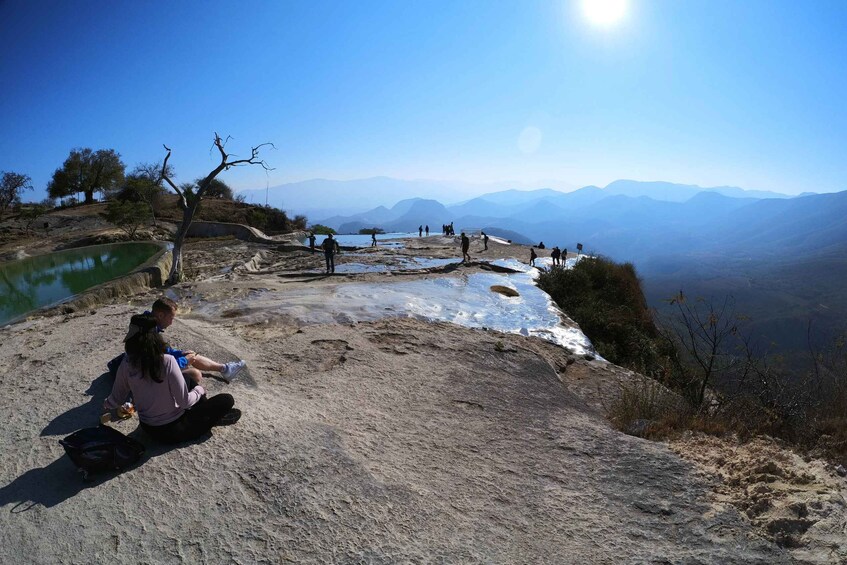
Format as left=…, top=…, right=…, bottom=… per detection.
left=105, top=354, right=205, bottom=426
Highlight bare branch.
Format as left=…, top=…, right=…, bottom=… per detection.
left=161, top=144, right=183, bottom=199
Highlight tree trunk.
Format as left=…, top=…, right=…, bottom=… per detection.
left=167, top=200, right=199, bottom=285
left=84, top=189, right=94, bottom=204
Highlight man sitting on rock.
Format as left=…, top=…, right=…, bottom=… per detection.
left=108, top=297, right=246, bottom=385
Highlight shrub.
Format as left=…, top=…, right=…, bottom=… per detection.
left=310, top=224, right=335, bottom=235
left=537, top=256, right=668, bottom=374
left=101, top=200, right=151, bottom=238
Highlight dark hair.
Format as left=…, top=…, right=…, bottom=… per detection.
left=124, top=314, right=166, bottom=383
left=151, top=297, right=178, bottom=315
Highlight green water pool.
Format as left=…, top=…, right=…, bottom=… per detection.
left=0, top=242, right=164, bottom=326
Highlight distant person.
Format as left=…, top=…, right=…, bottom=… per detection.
left=419, top=225, right=423, bottom=237
left=530, top=247, right=537, bottom=267
left=562, top=248, right=568, bottom=267
left=449, top=222, right=454, bottom=236
left=551, top=246, right=561, bottom=266
left=308, top=232, right=316, bottom=251
left=322, top=233, right=340, bottom=273
left=371, top=231, right=377, bottom=247
left=460, top=232, right=471, bottom=262
left=104, top=313, right=241, bottom=444
left=538, top=241, right=545, bottom=249
left=482, top=231, right=489, bottom=251
left=425, top=225, right=429, bottom=236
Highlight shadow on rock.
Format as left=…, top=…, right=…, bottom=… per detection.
left=40, top=371, right=113, bottom=437
left=0, top=427, right=208, bottom=511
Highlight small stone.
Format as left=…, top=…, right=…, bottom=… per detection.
left=835, top=464, right=846, bottom=477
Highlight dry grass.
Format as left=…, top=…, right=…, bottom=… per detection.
left=606, top=371, right=847, bottom=466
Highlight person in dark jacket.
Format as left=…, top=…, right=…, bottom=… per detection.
left=322, top=233, right=340, bottom=273
left=460, top=232, right=471, bottom=262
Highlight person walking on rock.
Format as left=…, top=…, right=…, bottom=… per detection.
left=461, top=232, right=471, bottom=262
left=551, top=246, right=561, bottom=267
left=371, top=231, right=377, bottom=247
left=530, top=247, right=537, bottom=267
left=482, top=231, right=489, bottom=251
left=322, top=233, right=340, bottom=273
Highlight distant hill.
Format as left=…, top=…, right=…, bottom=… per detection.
left=310, top=180, right=844, bottom=362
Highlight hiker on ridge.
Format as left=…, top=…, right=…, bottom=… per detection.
left=461, top=232, right=471, bottom=262
left=551, top=246, right=561, bottom=267
left=322, top=233, right=340, bottom=273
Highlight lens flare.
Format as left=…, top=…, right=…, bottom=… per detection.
left=582, top=0, right=628, bottom=26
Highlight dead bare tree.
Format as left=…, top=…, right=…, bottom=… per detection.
left=160, top=133, right=273, bottom=284
left=659, top=292, right=746, bottom=407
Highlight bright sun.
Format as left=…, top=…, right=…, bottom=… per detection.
left=582, top=0, right=628, bottom=26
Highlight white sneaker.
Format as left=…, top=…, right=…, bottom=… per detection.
left=221, top=360, right=246, bottom=381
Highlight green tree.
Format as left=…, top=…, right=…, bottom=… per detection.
left=118, top=162, right=172, bottom=226
left=0, top=171, right=33, bottom=218
left=101, top=200, right=152, bottom=239
left=194, top=177, right=234, bottom=200
left=47, top=148, right=126, bottom=204
left=160, top=133, right=274, bottom=284
left=309, top=224, right=335, bottom=235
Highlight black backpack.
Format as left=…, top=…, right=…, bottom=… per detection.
left=59, top=425, right=146, bottom=480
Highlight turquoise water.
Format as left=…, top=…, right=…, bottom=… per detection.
left=0, top=242, right=163, bottom=326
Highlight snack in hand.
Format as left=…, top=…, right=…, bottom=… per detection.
left=117, top=402, right=136, bottom=419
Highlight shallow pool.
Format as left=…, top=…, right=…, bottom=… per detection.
left=0, top=242, right=164, bottom=326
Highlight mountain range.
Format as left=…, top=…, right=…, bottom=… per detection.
left=290, top=179, right=844, bottom=360
left=241, top=177, right=844, bottom=358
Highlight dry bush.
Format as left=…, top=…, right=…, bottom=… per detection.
left=603, top=376, right=690, bottom=439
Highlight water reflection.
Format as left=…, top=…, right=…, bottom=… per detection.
left=0, top=243, right=162, bottom=326
left=193, top=269, right=596, bottom=355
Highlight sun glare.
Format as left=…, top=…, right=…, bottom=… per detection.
left=582, top=0, right=628, bottom=26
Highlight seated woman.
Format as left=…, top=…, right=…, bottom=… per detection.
left=104, top=313, right=240, bottom=444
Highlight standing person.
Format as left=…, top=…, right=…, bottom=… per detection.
left=449, top=222, right=454, bottom=236
left=562, top=248, right=568, bottom=267
left=460, top=232, right=471, bottom=262
left=530, top=247, right=537, bottom=267
left=551, top=246, right=561, bottom=266
left=419, top=225, right=423, bottom=237
left=425, top=225, right=429, bottom=236
left=308, top=232, right=316, bottom=251
left=482, top=231, right=489, bottom=251
left=371, top=231, right=377, bottom=247
left=104, top=313, right=241, bottom=444
left=322, top=233, right=340, bottom=273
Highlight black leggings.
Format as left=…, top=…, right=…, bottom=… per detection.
left=141, top=394, right=235, bottom=444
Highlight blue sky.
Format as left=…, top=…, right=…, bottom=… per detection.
left=2, top=0, right=846, bottom=202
